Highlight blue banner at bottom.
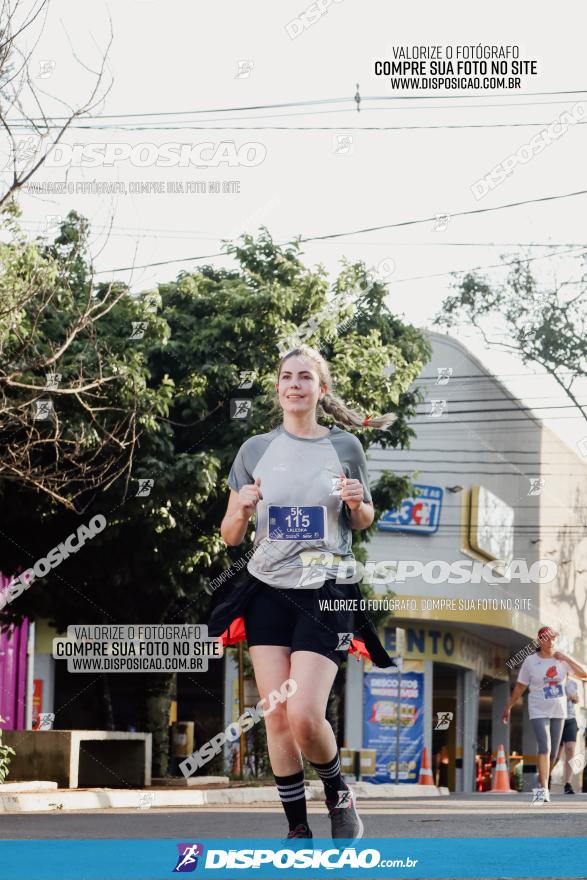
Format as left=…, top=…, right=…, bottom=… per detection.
left=0, top=838, right=585, bottom=879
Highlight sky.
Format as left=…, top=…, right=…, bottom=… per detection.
left=4, top=0, right=587, bottom=456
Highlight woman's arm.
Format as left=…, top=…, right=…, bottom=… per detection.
left=502, top=682, right=528, bottom=723
left=347, top=500, right=375, bottom=529
left=341, top=476, right=375, bottom=529
left=220, top=480, right=262, bottom=546
left=555, top=651, right=587, bottom=680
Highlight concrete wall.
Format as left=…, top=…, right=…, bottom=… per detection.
left=366, top=331, right=542, bottom=618
left=536, top=425, right=587, bottom=665
left=357, top=332, right=587, bottom=787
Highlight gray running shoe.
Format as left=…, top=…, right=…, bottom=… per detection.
left=531, top=787, right=546, bottom=805
left=325, top=789, right=364, bottom=841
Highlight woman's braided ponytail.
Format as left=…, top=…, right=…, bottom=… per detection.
left=277, top=344, right=396, bottom=431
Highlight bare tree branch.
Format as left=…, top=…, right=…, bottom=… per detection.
left=0, top=0, right=114, bottom=208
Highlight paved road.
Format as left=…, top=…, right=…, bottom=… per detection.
left=1, top=794, right=586, bottom=839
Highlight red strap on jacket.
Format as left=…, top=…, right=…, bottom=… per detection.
left=219, top=616, right=247, bottom=646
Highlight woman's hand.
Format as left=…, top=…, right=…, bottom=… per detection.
left=340, top=475, right=364, bottom=510
left=554, top=651, right=587, bottom=680
left=501, top=706, right=511, bottom=724
left=238, top=477, right=263, bottom=517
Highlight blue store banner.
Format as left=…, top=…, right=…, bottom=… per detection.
left=363, top=670, right=424, bottom=784
left=377, top=484, right=443, bottom=535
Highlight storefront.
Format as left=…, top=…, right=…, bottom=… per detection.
left=345, top=621, right=512, bottom=792
left=342, top=331, right=587, bottom=792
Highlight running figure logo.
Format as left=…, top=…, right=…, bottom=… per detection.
left=329, top=476, right=343, bottom=496
left=335, top=790, right=352, bottom=808
left=37, top=712, right=55, bottom=731
left=128, top=321, right=148, bottom=340
left=33, top=399, right=54, bottom=420
left=528, top=477, right=545, bottom=496
left=230, top=399, right=252, bottom=420
left=173, top=843, right=204, bottom=872
left=295, top=551, right=332, bottom=588
left=137, top=792, right=154, bottom=810
left=237, top=371, right=256, bottom=389
left=434, top=711, right=453, bottom=730
left=569, top=751, right=587, bottom=774
left=435, top=367, right=453, bottom=385
left=336, top=633, right=354, bottom=651
left=428, top=399, right=447, bottom=418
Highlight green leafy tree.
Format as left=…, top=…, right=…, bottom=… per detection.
left=1, top=224, right=431, bottom=775
left=0, top=716, right=16, bottom=783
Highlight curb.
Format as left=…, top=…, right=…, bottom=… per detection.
left=0, top=782, right=448, bottom=813
left=0, top=781, right=58, bottom=793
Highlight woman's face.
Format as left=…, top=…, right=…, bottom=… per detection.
left=541, top=630, right=557, bottom=649
left=277, top=355, right=326, bottom=416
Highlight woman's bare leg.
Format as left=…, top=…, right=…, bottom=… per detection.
left=537, top=753, right=549, bottom=788
left=248, top=645, right=301, bottom=776
left=564, top=741, right=576, bottom=785
left=286, top=650, right=339, bottom=762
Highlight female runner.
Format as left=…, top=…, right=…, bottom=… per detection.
left=502, top=626, right=587, bottom=804
left=209, top=344, right=396, bottom=840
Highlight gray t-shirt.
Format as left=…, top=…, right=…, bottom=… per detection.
left=227, top=425, right=372, bottom=589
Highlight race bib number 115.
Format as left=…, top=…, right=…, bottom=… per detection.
left=267, top=506, right=327, bottom=541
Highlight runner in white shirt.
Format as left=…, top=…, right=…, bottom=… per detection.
left=502, top=626, right=587, bottom=804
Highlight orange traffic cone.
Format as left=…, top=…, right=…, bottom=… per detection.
left=418, top=747, right=435, bottom=785
left=489, top=744, right=515, bottom=793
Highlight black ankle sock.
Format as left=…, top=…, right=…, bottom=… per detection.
left=274, top=770, right=309, bottom=830
left=309, top=754, right=349, bottom=801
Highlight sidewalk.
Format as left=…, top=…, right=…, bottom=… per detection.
left=0, top=779, right=448, bottom=813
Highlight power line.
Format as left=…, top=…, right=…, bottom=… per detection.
left=414, top=371, right=584, bottom=381
left=376, top=454, right=587, bottom=465
left=379, top=454, right=585, bottom=462
left=20, top=220, right=587, bottom=249
left=25, top=119, right=587, bottom=132
left=374, top=456, right=586, bottom=465
left=391, top=246, right=586, bottom=284
left=381, top=462, right=585, bottom=469
left=414, top=403, right=587, bottom=415
left=410, top=414, right=584, bottom=424
left=379, top=446, right=580, bottom=453
left=414, top=395, right=587, bottom=404
left=375, top=469, right=587, bottom=476
left=10, top=89, right=587, bottom=123
left=94, top=190, right=587, bottom=275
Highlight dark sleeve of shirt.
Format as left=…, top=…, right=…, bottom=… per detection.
left=331, top=430, right=373, bottom=504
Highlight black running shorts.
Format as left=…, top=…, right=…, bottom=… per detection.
left=243, top=578, right=356, bottom=668
left=561, top=717, right=579, bottom=744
